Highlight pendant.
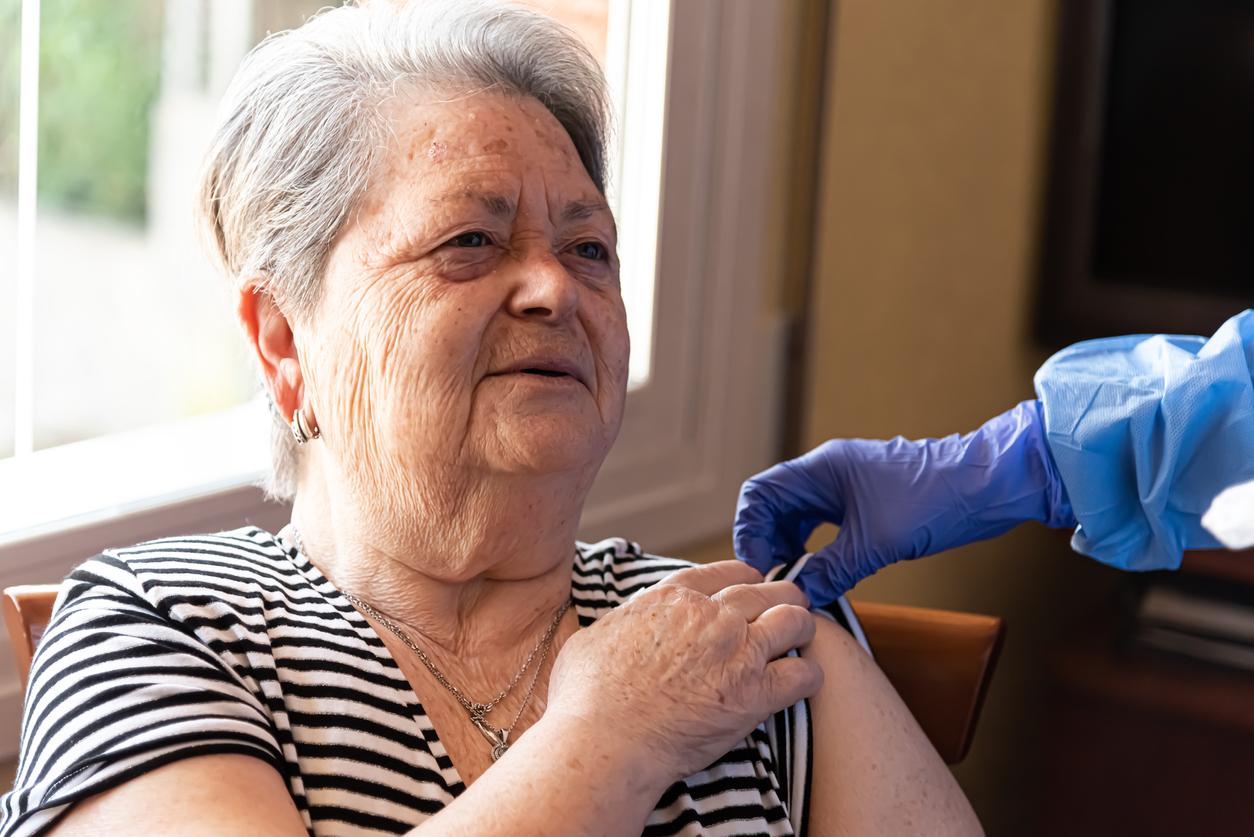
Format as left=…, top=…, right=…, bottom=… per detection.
left=472, top=716, right=510, bottom=761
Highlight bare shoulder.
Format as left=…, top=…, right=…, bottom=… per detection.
left=799, top=614, right=984, bottom=837
left=49, top=754, right=306, bottom=837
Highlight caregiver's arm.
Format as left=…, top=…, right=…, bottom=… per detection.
left=736, top=309, right=1254, bottom=605
left=803, top=616, right=983, bottom=836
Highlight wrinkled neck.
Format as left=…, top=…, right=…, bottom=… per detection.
left=289, top=456, right=587, bottom=655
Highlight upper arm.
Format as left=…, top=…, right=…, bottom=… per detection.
left=49, top=754, right=307, bottom=837
left=2, top=557, right=288, bottom=836
left=800, top=614, right=984, bottom=837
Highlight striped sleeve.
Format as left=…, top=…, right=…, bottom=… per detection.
left=0, top=553, right=284, bottom=837
left=765, top=554, right=875, bottom=836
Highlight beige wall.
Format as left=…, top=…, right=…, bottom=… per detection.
left=807, top=0, right=1053, bottom=440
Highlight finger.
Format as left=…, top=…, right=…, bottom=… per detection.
left=788, top=441, right=850, bottom=524
left=790, top=538, right=873, bottom=608
left=762, top=654, right=825, bottom=710
left=713, top=580, right=810, bottom=621
left=735, top=525, right=818, bottom=575
left=733, top=478, right=801, bottom=570
left=732, top=532, right=782, bottom=574
left=749, top=603, right=816, bottom=660
left=659, top=560, right=764, bottom=596
left=736, top=477, right=831, bottom=570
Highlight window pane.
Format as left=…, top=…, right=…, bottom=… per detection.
left=31, top=0, right=255, bottom=451
left=0, top=0, right=18, bottom=459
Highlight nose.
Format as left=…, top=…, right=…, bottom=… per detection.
left=504, top=249, right=580, bottom=323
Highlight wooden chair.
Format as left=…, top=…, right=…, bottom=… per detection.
left=1, top=585, right=1004, bottom=764
left=850, top=599, right=1005, bottom=764
left=2, top=585, right=62, bottom=692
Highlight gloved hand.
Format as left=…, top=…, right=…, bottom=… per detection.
left=733, top=400, right=1076, bottom=606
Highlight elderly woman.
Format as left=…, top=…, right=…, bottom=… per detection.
left=0, top=3, right=979, bottom=835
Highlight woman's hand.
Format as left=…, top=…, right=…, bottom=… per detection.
left=545, top=561, right=822, bottom=786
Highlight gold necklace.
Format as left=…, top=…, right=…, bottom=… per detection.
left=290, top=527, right=571, bottom=760
left=344, top=591, right=570, bottom=761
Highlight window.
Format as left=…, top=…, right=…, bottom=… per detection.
left=0, top=0, right=793, bottom=755
left=3, top=1, right=257, bottom=455
left=1, top=0, right=276, bottom=550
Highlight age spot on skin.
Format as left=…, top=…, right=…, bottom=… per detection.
left=483, top=138, right=509, bottom=154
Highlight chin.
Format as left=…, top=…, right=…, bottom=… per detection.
left=490, top=421, right=609, bottom=475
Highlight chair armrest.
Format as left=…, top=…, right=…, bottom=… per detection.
left=2, top=584, right=62, bottom=692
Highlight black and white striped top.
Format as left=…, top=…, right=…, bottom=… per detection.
left=0, top=526, right=864, bottom=836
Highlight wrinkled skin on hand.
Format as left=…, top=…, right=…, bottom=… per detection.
left=545, top=562, right=822, bottom=784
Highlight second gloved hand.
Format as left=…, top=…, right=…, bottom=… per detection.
left=733, top=400, right=1077, bottom=606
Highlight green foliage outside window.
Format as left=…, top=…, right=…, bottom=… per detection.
left=0, top=0, right=164, bottom=223
left=0, top=0, right=19, bottom=193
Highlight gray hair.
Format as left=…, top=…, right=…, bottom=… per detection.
left=198, top=0, right=611, bottom=502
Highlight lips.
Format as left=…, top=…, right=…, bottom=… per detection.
left=488, top=356, right=588, bottom=388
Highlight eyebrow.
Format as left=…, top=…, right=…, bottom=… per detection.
left=478, top=193, right=515, bottom=218
left=560, top=198, right=612, bottom=223
left=435, top=190, right=611, bottom=223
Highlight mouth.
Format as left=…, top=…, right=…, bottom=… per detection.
left=519, top=368, right=571, bottom=379
left=488, top=358, right=589, bottom=388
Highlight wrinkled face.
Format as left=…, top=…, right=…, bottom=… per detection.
left=304, top=89, right=628, bottom=501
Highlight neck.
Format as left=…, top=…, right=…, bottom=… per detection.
left=290, top=460, right=588, bottom=655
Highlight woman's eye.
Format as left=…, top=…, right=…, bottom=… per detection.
left=573, top=241, right=607, bottom=261
left=450, top=231, right=490, bottom=248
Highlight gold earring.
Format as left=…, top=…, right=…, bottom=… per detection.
left=291, top=408, right=321, bottom=444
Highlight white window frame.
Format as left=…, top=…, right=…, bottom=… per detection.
left=0, top=0, right=793, bottom=756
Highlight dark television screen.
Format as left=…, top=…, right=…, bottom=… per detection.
left=1092, top=0, right=1254, bottom=295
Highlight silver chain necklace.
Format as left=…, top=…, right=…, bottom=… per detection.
left=290, top=528, right=571, bottom=761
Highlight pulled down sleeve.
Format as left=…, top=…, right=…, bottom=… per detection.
left=0, top=554, right=284, bottom=837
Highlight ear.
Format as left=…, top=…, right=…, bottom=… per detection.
left=237, top=280, right=304, bottom=425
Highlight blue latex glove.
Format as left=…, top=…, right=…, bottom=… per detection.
left=1035, top=309, right=1254, bottom=571
left=734, top=400, right=1076, bottom=605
